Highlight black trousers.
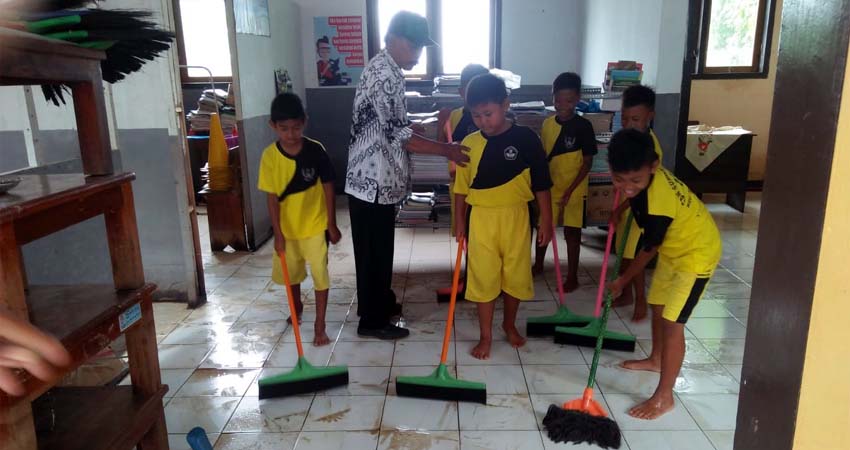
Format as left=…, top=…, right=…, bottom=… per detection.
left=348, top=195, right=396, bottom=328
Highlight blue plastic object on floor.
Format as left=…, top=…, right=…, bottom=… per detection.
left=186, top=427, right=214, bottom=450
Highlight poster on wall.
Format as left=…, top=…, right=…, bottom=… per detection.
left=313, top=16, right=364, bottom=87
left=234, top=0, right=270, bottom=36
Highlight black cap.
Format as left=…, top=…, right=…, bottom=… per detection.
left=387, top=11, right=438, bottom=47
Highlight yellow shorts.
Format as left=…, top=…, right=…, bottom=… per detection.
left=465, top=203, right=534, bottom=302
left=618, top=206, right=643, bottom=259
left=648, top=255, right=716, bottom=323
left=553, top=192, right=586, bottom=228
left=272, top=232, right=329, bottom=291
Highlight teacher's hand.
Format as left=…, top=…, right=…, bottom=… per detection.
left=443, top=142, right=470, bottom=167
left=410, top=123, right=426, bottom=135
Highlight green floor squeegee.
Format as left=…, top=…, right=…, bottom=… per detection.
left=554, top=193, right=636, bottom=352
left=258, top=252, right=348, bottom=398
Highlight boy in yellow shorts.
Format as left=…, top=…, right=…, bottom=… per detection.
left=611, top=84, right=664, bottom=322
left=532, top=73, right=597, bottom=292
left=606, top=129, right=721, bottom=420
left=454, top=74, right=553, bottom=360
left=258, top=93, right=341, bottom=346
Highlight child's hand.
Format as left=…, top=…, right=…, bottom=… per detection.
left=327, top=225, right=342, bottom=244
left=558, top=188, right=574, bottom=207
left=411, top=123, right=426, bottom=135
left=455, top=221, right=466, bottom=243
left=537, top=221, right=553, bottom=247
left=274, top=233, right=286, bottom=256
left=607, top=278, right=625, bottom=298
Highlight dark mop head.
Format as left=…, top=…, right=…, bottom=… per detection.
left=543, top=404, right=622, bottom=449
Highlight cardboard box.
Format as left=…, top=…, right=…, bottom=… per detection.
left=586, top=183, right=616, bottom=225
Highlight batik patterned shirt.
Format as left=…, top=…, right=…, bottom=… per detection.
left=344, top=49, right=414, bottom=204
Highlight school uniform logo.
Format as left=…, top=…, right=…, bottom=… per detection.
left=504, top=146, right=518, bottom=161
left=301, top=167, right=316, bottom=183
left=563, top=135, right=576, bottom=149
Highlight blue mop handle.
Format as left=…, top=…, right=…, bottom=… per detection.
left=186, top=427, right=214, bottom=450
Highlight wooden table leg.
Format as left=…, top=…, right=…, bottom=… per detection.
left=726, top=191, right=747, bottom=213
left=105, top=183, right=145, bottom=290
left=0, top=223, right=37, bottom=449
left=126, top=296, right=168, bottom=449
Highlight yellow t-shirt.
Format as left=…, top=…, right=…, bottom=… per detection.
left=629, top=167, right=721, bottom=273
left=649, top=128, right=663, bottom=160
left=454, top=125, right=552, bottom=208
left=257, top=137, right=336, bottom=240
left=541, top=115, right=598, bottom=198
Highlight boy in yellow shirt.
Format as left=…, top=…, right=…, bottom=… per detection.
left=454, top=74, right=553, bottom=360
left=612, top=85, right=664, bottom=322
left=258, top=93, right=341, bottom=346
left=532, top=73, right=597, bottom=292
left=606, top=129, right=721, bottom=420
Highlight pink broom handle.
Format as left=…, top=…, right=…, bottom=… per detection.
left=593, top=189, right=622, bottom=318
left=551, top=208, right=566, bottom=306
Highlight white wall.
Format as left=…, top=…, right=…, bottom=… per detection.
left=231, top=0, right=305, bottom=119
left=655, top=0, right=688, bottom=94
left=581, top=0, right=663, bottom=88
left=501, top=0, right=585, bottom=85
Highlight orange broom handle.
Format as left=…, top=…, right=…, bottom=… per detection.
left=440, top=239, right=465, bottom=364
left=278, top=252, right=305, bottom=358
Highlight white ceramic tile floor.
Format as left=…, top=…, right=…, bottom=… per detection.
left=150, top=195, right=759, bottom=448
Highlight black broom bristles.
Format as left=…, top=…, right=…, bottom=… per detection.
left=16, top=8, right=174, bottom=105
left=543, top=404, right=621, bottom=449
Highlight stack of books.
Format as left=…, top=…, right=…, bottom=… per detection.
left=397, top=192, right=435, bottom=224
left=603, top=61, right=644, bottom=92
left=188, top=88, right=237, bottom=133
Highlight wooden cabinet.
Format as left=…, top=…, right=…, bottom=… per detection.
left=0, top=29, right=168, bottom=450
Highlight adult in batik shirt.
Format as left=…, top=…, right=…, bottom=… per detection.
left=345, top=11, right=468, bottom=339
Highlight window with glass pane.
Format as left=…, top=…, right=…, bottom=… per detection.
left=179, top=0, right=232, bottom=78
left=441, top=0, right=490, bottom=74
left=377, top=0, right=428, bottom=76
left=697, top=0, right=774, bottom=76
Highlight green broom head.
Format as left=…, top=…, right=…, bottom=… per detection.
left=396, top=363, right=486, bottom=404
left=543, top=403, right=621, bottom=449
left=258, top=356, right=348, bottom=399
left=526, top=304, right=595, bottom=336
left=553, top=319, right=636, bottom=352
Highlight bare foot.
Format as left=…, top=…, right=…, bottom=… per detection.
left=502, top=324, right=527, bottom=348
left=312, top=323, right=330, bottom=346
left=470, top=339, right=492, bottom=360
left=628, top=392, right=675, bottom=420
left=619, top=357, right=662, bottom=373
left=562, top=277, right=579, bottom=293
left=631, top=303, right=648, bottom=323
left=531, top=263, right=544, bottom=277
left=286, top=304, right=304, bottom=325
